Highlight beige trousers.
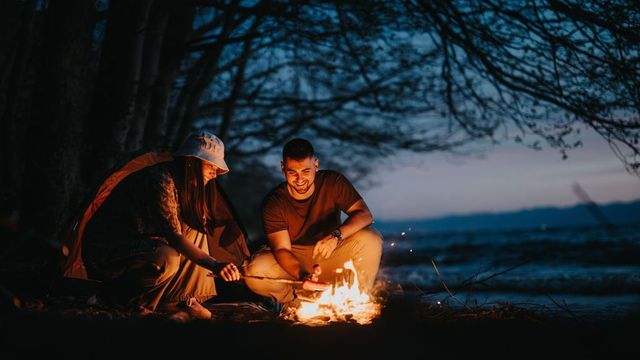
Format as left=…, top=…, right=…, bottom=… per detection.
left=244, top=226, right=383, bottom=303
left=99, top=227, right=216, bottom=311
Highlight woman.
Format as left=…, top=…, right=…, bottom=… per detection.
left=82, top=131, right=241, bottom=319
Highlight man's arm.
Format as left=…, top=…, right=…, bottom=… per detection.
left=336, top=199, right=373, bottom=239
left=267, top=230, right=305, bottom=279
left=313, top=199, right=373, bottom=258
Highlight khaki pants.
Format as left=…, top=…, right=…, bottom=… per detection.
left=95, top=228, right=216, bottom=311
left=244, top=227, right=383, bottom=303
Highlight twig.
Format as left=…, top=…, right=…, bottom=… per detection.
left=431, top=259, right=470, bottom=309
left=411, top=282, right=427, bottom=297
left=457, top=260, right=530, bottom=291
left=545, top=294, right=584, bottom=322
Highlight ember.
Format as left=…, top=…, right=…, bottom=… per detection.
left=284, top=260, right=381, bottom=325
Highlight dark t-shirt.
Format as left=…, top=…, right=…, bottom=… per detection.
left=262, top=170, right=362, bottom=245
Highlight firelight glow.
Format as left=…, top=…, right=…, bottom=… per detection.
left=284, top=260, right=381, bottom=325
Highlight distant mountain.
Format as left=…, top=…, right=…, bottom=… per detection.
left=374, top=200, right=640, bottom=234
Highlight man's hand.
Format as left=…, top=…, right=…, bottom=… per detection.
left=312, top=235, right=338, bottom=259
left=214, top=262, right=242, bottom=281
left=302, top=266, right=329, bottom=292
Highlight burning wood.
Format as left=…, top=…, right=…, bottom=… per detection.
left=283, top=260, right=381, bottom=325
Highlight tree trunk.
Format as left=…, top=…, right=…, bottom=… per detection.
left=125, top=0, right=170, bottom=153
left=84, top=0, right=154, bottom=184
left=19, top=0, right=94, bottom=243
left=143, top=1, right=195, bottom=150
left=0, top=0, right=37, bottom=197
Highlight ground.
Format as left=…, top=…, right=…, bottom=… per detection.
left=1, top=279, right=638, bottom=359
left=0, top=241, right=637, bottom=359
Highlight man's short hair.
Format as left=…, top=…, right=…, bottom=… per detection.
left=282, top=138, right=314, bottom=161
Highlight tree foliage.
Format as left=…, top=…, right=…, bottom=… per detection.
left=0, top=0, right=638, bottom=241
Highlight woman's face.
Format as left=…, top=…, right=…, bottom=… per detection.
left=202, top=161, right=219, bottom=184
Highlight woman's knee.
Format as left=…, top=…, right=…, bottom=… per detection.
left=150, top=245, right=180, bottom=281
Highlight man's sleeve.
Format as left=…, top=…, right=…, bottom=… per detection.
left=333, top=172, right=363, bottom=212
left=262, top=195, right=288, bottom=235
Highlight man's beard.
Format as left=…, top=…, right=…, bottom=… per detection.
left=291, top=181, right=312, bottom=194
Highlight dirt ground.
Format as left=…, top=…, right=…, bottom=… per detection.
left=1, top=281, right=638, bottom=359
left=0, top=251, right=638, bottom=359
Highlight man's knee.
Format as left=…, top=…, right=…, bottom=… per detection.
left=350, top=226, right=383, bottom=254
left=244, top=251, right=277, bottom=292
left=245, top=250, right=276, bottom=276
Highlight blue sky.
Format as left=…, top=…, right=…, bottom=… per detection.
left=361, top=129, right=640, bottom=221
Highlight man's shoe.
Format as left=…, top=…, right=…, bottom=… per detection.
left=184, top=297, right=212, bottom=320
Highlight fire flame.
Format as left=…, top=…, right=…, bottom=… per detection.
left=284, top=260, right=381, bottom=325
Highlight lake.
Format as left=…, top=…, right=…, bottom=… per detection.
left=378, top=224, right=640, bottom=319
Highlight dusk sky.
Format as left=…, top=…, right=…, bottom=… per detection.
left=361, top=128, right=640, bottom=221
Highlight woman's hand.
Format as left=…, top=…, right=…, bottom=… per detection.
left=213, top=262, right=242, bottom=281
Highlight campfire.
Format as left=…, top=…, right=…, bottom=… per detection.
left=283, top=260, right=381, bottom=325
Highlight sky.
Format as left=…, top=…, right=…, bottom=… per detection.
left=360, top=129, right=640, bottom=221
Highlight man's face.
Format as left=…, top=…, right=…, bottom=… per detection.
left=281, top=156, right=318, bottom=196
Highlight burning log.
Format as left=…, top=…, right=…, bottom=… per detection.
left=286, top=260, right=381, bottom=326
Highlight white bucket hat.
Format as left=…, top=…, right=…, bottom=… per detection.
left=174, top=130, right=230, bottom=175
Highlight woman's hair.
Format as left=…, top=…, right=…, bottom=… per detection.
left=173, top=156, right=217, bottom=234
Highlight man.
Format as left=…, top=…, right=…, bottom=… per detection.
left=245, top=138, right=383, bottom=305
